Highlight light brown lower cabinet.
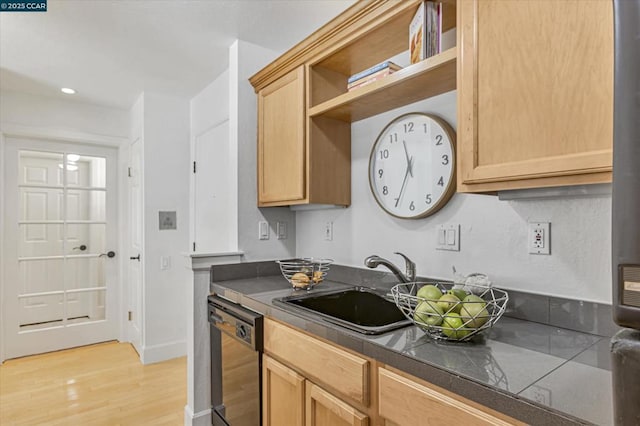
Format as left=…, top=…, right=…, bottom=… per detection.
left=262, top=354, right=369, bottom=426
left=306, top=381, right=368, bottom=426
left=378, top=367, right=524, bottom=426
left=263, top=355, right=305, bottom=426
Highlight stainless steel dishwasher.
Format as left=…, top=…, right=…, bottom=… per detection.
left=208, top=294, right=263, bottom=426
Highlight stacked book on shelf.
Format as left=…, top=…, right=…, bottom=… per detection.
left=347, top=61, right=402, bottom=92
left=410, top=1, right=456, bottom=64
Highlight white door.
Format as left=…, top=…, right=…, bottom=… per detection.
left=193, top=120, right=234, bottom=252
left=128, top=137, right=143, bottom=355
left=2, top=138, right=119, bottom=360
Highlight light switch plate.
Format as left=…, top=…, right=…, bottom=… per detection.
left=258, top=221, right=269, bottom=240
left=436, top=224, right=460, bottom=251
left=276, top=221, right=287, bottom=240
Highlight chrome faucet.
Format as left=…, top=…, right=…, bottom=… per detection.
left=364, top=252, right=416, bottom=283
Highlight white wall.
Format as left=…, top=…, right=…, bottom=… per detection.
left=191, top=71, right=229, bottom=137
left=296, top=91, right=612, bottom=304
left=142, top=92, right=191, bottom=357
left=0, top=91, right=129, bottom=138
left=230, top=40, right=296, bottom=261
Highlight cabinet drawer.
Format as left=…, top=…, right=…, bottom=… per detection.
left=378, top=367, right=523, bottom=426
left=264, top=318, right=369, bottom=405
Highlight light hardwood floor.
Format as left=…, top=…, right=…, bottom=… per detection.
left=0, top=341, right=186, bottom=425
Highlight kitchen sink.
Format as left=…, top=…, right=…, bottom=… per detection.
left=273, top=287, right=411, bottom=335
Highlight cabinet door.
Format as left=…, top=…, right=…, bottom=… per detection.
left=263, top=355, right=305, bottom=426
left=258, top=65, right=305, bottom=205
left=457, top=0, right=613, bottom=192
left=378, top=368, right=522, bottom=426
left=306, top=381, right=368, bottom=426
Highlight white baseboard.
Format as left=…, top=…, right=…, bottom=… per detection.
left=184, top=404, right=212, bottom=426
left=141, top=339, right=186, bottom=364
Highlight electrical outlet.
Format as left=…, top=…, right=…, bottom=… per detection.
left=528, top=222, right=550, bottom=255
left=324, top=222, right=333, bottom=241
left=258, top=221, right=269, bottom=240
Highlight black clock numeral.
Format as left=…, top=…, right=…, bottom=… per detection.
left=378, top=169, right=383, bottom=178
left=409, top=201, right=415, bottom=211
left=435, top=135, right=443, bottom=145
left=441, top=154, right=449, bottom=165
left=388, top=133, right=397, bottom=143
left=426, top=194, right=432, bottom=204
left=382, top=186, right=389, bottom=195
left=379, top=149, right=389, bottom=160
left=403, top=122, right=414, bottom=133
left=437, top=176, right=444, bottom=187
left=423, top=123, right=428, bottom=133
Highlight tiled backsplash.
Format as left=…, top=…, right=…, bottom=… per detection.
left=210, top=261, right=621, bottom=337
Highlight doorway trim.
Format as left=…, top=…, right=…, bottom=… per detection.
left=0, top=123, right=128, bottom=362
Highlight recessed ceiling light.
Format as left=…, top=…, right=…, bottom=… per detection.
left=61, top=88, right=76, bottom=95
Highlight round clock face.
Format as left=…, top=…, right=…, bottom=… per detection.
left=368, top=113, right=456, bottom=219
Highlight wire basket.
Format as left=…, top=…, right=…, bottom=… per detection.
left=391, top=282, right=508, bottom=342
left=276, top=258, right=333, bottom=290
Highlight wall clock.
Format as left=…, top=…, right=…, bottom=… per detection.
left=368, top=112, right=456, bottom=219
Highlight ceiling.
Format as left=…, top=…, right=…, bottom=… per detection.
left=0, top=0, right=354, bottom=110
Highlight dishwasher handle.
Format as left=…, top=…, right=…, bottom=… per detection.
left=209, top=310, right=224, bottom=325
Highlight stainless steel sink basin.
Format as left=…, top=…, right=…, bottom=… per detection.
left=273, top=287, right=411, bottom=335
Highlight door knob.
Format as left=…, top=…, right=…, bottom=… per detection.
left=99, top=251, right=116, bottom=258
left=129, top=254, right=141, bottom=261
left=73, top=245, right=87, bottom=251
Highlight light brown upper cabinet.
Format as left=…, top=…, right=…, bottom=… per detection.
left=257, top=66, right=306, bottom=206
left=251, top=1, right=457, bottom=207
left=457, top=0, right=613, bottom=192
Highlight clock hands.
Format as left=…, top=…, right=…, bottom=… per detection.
left=402, top=140, right=414, bottom=177
left=395, top=155, right=414, bottom=208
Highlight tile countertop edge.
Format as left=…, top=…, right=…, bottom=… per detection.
left=212, top=281, right=592, bottom=426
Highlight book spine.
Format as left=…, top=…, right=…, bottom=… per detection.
left=437, top=2, right=442, bottom=54
left=347, top=68, right=395, bottom=89
left=347, top=61, right=400, bottom=83
left=409, top=1, right=426, bottom=64
left=347, top=71, right=392, bottom=91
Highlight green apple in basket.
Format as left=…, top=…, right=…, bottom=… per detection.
left=441, top=313, right=471, bottom=340
left=413, top=300, right=444, bottom=326
left=437, top=293, right=462, bottom=314
left=447, top=288, right=468, bottom=301
left=416, top=284, right=442, bottom=301
left=459, top=294, right=490, bottom=328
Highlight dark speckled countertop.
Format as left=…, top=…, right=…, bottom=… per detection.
left=210, top=265, right=613, bottom=426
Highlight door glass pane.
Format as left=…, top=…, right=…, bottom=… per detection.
left=20, top=188, right=64, bottom=221
left=19, top=224, right=64, bottom=257
left=66, top=189, right=105, bottom=221
left=66, top=257, right=106, bottom=290
left=19, top=294, right=64, bottom=329
left=18, top=258, right=64, bottom=294
left=19, top=151, right=64, bottom=187
left=65, top=154, right=106, bottom=189
left=66, top=224, right=105, bottom=255
left=66, top=290, right=106, bottom=323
